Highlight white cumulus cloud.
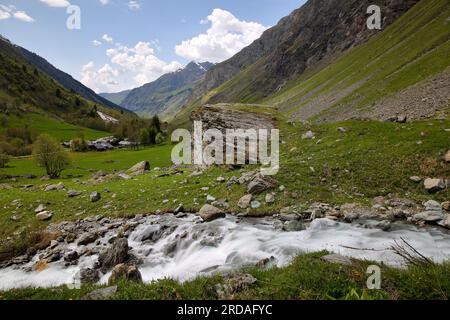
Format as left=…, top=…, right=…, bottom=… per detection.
left=81, top=41, right=182, bottom=93
left=80, top=62, right=121, bottom=93
left=0, top=5, right=34, bottom=22
left=99, top=0, right=109, bottom=5
left=0, top=9, right=11, bottom=20
left=92, top=40, right=102, bottom=46
left=102, top=34, right=113, bottom=43
left=175, top=8, right=268, bottom=63
left=39, top=0, right=71, bottom=7
left=128, top=1, right=141, bottom=11
left=13, top=11, right=35, bottom=23
left=107, top=41, right=182, bottom=85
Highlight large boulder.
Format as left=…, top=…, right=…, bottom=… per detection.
left=98, top=238, right=129, bottom=272
left=283, top=220, right=305, bottom=232
left=424, top=200, right=442, bottom=212
left=108, top=263, right=143, bottom=285
left=412, top=211, right=444, bottom=223
left=128, top=161, right=150, bottom=176
left=198, top=204, right=225, bottom=222
left=424, top=178, right=446, bottom=192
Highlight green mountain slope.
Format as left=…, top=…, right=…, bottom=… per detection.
left=265, top=0, right=450, bottom=122
left=0, top=114, right=108, bottom=142
left=99, top=90, right=131, bottom=106
left=9, top=40, right=132, bottom=115
left=200, top=0, right=420, bottom=104
left=172, top=0, right=432, bottom=126
left=0, top=45, right=126, bottom=127
left=121, top=62, right=214, bottom=119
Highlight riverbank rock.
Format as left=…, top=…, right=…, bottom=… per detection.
left=424, top=178, right=446, bottom=192
left=128, top=161, right=150, bottom=176
left=206, top=195, right=216, bottom=203
left=198, top=204, right=225, bottom=222
left=80, top=268, right=100, bottom=284
left=82, top=286, right=117, bottom=300
left=215, top=274, right=257, bottom=299
left=438, top=215, right=450, bottom=229
left=442, top=201, right=450, bottom=211
left=251, top=200, right=261, bottom=209
left=238, top=194, right=252, bottom=209
left=98, top=238, right=129, bottom=272
left=211, top=200, right=230, bottom=210
left=283, top=220, right=305, bottom=232
left=412, top=211, right=444, bottom=223
left=133, top=225, right=163, bottom=242
left=265, top=193, right=275, bottom=204
left=321, top=253, right=353, bottom=266
left=247, top=173, right=276, bottom=195
left=64, top=251, right=79, bottom=263
left=108, top=263, right=142, bottom=285
left=424, top=200, right=442, bottom=212
left=77, top=232, right=98, bottom=245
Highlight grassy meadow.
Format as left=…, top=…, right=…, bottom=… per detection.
left=0, top=116, right=448, bottom=262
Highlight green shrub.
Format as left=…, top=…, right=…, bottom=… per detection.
left=33, top=134, right=69, bottom=178
left=71, top=137, right=89, bottom=152
left=0, top=152, right=10, bottom=168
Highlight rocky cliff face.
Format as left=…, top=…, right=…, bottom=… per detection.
left=190, top=104, right=277, bottom=133
left=200, top=0, right=420, bottom=102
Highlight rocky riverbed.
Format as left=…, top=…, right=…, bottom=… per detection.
left=1, top=205, right=450, bottom=290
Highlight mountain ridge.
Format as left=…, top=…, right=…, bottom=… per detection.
left=120, top=61, right=214, bottom=119
left=199, top=0, right=421, bottom=104
left=0, top=35, right=132, bottom=115
left=99, top=89, right=132, bottom=106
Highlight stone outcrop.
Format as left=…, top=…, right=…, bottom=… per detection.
left=198, top=204, right=225, bottom=222
left=127, top=161, right=150, bottom=176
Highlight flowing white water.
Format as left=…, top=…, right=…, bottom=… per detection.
left=1, top=215, right=450, bottom=290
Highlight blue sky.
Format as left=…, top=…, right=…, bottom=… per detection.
left=0, top=0, right=305, bottom=93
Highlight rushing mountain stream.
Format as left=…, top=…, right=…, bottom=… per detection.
left=1, top=214, right=450, bottom=290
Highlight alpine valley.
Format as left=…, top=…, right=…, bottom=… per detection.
left=0, top=0, right=449, bottom=301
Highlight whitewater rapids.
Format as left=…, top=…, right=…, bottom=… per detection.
left=0, top=214, right=449, bottom=290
